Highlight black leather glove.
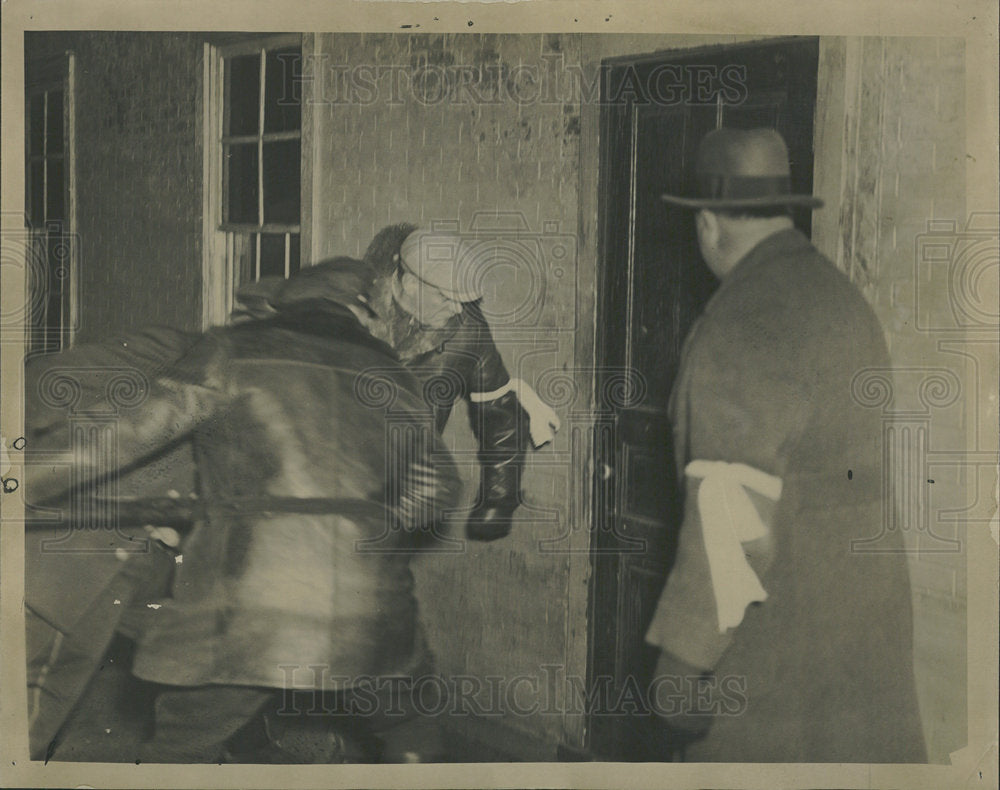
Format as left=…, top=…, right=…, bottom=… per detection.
left=650, top=650, right=716, bottom=752
left=466, top=390, right=528, bottom=541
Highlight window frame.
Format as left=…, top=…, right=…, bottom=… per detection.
left=202, top=33, right=311, bottom=328
left=24, top=50, right=78, bottom=354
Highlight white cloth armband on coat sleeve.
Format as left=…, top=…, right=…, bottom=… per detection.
left=468, top=378, right=561, bottom=449
left=685, top=460, right=782, bottom=633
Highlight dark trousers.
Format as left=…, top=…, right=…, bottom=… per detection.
left=140, top=681, right=445, bottom=764
left=139, top=685, right=277, bottom=763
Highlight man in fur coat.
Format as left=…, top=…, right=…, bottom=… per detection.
left=26, top=258, right=462, bottom=763
left=646, top=128, right=926, bottom=762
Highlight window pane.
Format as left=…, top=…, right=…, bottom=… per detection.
left=46, top=159, right=65, bottom=221
left=30, top=161, right=45, bottom=224
left=47, top=90, right=64, bottom=154
left=226, top=53, right=261, bottom=136
left=225, top=143, right=259, bottom=224
left=264, top=48, right=302, bottom=133
left=233, top=231, right=257, bottom=286
left=722, top=104, right=780, bottom=130
left=259, top=233, right=287, bottom=278
left=288, top=234, right=301, bottom=275
left=262, top=139, right=300, bottom=225
left=29, top=94, right=45, bottom=155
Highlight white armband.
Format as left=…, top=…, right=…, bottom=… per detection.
left=686, top=460, right=782, bottom=633
left=469, top=378, right=561, bottom=449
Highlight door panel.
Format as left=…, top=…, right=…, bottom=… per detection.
left=589, top=37, right=819, bottom=760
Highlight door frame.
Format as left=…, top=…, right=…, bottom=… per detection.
left=586, top=36, right=821, bottom=759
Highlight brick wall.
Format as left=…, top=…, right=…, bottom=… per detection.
left=25, top=32, right=205, bottom=342
left=813, top=37, right=972, bottom=762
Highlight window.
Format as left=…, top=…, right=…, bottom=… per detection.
left=203, top=35, right=305, bottom=325
left=24, top=52, right=76, bottom=355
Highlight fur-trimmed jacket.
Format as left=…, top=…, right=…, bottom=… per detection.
left=27, top=303, right=460, bottom=693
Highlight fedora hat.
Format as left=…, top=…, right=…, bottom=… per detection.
left=661, top=128, right=823, bottom=209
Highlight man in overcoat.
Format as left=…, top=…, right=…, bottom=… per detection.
left=646, top=128, right=927, bottom=762
left=26, top=258, right=462, bottom=763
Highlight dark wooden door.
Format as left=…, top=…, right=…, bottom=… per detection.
left=588, top=38, right=819, bottom=760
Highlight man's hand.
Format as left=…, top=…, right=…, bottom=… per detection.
left=651, top=650, right=716, bottom=742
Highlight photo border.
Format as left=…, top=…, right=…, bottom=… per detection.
left=2, top=1, right=997, bottom=788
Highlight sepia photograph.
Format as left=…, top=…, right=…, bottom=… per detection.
left=1, top=2, right=997, bottom=788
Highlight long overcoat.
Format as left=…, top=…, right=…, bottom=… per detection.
left=646, top=229, right=927, bottom=763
